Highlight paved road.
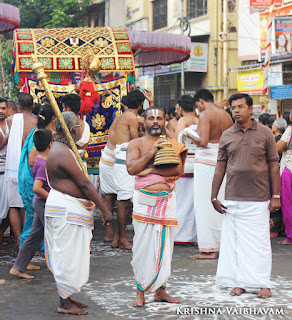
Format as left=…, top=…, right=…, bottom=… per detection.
left=0, top=213, right=291, bottom=320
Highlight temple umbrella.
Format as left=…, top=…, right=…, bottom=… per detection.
left=0, top=3, right=19, bottom=95
left=127, top=30, right=191, bottom=67
left=0, top=3, right=20, bottom=34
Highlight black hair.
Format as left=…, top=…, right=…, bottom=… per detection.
left=177, top=95, right=194, bottom=112
left=37, top=104, right=55, bottom=129
left=32, top=103, right=42, bottom=116
left=225, top=107, right=235, bottom=123
left=143, top=107, right=165, bottom=119
left=127, top=90, right=145, bottom=109
left=120, top=95, right=129, bottom=112
left=267, top=116, right=276, bottom=129
left=7, top=99, right=18, bottom=112
left=229, top=93, right=253, bottom=108
left=193, top=89, right=214, bottom=103
left=18, top=93, right=33, bottom=110
left=0, top=97, right=8, bottom=107
left=258, top=113, right=270, bottom=125
left=61, top=94, right=81, bottom=115
left=168, top=107, right=176, bottom=117
left=42, top=97, right=50, bottom=104
left=283, top=111, right=291, bottom=125
left=33, top=129, right=52, bottom=152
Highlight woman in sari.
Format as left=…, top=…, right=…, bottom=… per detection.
left=277, top=109, right=292, bottom=245
left=18, top=104, right=55, bottom=252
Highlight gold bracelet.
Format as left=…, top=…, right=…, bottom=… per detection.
left=211, top=198, right=218, bottom=203
left=272, top=195, right=280, bottom=199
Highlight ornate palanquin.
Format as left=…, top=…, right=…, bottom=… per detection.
left=12, top=27, right=134, bottom=73
left=12, top=27, right=134, bottom=174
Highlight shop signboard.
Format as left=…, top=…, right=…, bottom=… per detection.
left=260, top=5, right=292, bottom=56
left=237, top=69, right=264, bottom=95
left=250, top=0, right=282, bottom=6
left=274, top=17, right=292, bottom=55
left=185, top=43, right=208, bottom=72
left=270, top=84, right=292, bottom=99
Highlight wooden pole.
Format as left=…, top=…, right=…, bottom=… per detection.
left=32, top=57, right=89, bottom=178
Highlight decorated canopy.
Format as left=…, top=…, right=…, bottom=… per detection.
left=0, top=3, right=20, bottom=34
left=12, top=27, right=135, bottom=73
left=128, top=30, right=191, bottom=67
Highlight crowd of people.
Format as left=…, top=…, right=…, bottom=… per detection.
left=0, top=89, right=291, bottom=314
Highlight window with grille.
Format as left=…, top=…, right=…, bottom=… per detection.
left=152, top=0, right=167, bottom=31
left=187, top=0, right=207, bottom=20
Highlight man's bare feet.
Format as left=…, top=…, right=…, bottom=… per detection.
left=104, top=235, right=114, bottom=242
left=258, top=288, right=272, bottom=298
left=26, top=264, right=40, bottom=270
left=127, top=236, right=133, bottom=242
left=278, top=239, right=292, bottom=245
left=189, top=252, right=217, bottom=260
left=154, top=287, right=180, bottom=303
left=131, top=289, right=145, bottom=307
left=58, top=298, right=88, bottom=315
left=10, top=267, right=34, bottom=279
left=69, top=298, right=88, bottom=308
left=0, top=242, right=5, bottom=250
left=230, top=287, right=246, bottom=296
left=119, top=238, right=133, bottom=250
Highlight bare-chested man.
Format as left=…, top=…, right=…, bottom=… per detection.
left=127, top=107, right=187, bottom=307
left=173, top=95, right=199, bottom=244
left=187, top=89, right=233, bottom=260
left=0, top=98, right=10, bottom=250
left=110, top=89, right=154, bottom=250
left=5, top=93, right=37, bottom=248
left=166, top=104, right=180, bottom=138
left=45, top=111, right=112, bottom=315
left=99, top=90, right=153, bottom=245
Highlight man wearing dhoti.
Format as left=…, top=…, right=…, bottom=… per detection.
left=0, top=98, right=10, bottom=249
left=45, top=112, right=112, bottom=315
left=212, top=93, right=280, bottom=298
left=127, top=107, right=187, bottom=307
left=5, top=93, right=37, bottom=248
left=111, top=90, right=147, bottom=250
left=187, top=89, right=233, bottom=259
left=173, top=95, right=199, bottom=243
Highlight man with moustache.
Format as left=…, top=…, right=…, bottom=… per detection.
left=126, top=107, right=187, bottom=307
left=212, top=93, right=280, bottom=298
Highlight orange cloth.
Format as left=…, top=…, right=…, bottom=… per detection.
left=164, top=138, right=188, bottom=181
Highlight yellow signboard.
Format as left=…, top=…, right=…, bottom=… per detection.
left=237, top=69, right=264, bottom=95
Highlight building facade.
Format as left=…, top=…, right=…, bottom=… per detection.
left=125, top=0, right=240, bottom=109
left=236, top=0, right=292, bottom=115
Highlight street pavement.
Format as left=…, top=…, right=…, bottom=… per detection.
left=0, top=212, right=292, bottom=320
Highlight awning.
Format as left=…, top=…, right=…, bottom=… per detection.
left=128, top=30, right=191, bottom=67
left=229, top=58, right=292, bottom=71
left=0, top=3, right=20, bottom=34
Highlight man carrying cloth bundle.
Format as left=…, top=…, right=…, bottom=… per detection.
left=126, top=107, right=187, bottom=307
left=45, top=112, right=112, bottom=315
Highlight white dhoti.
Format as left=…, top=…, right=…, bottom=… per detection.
left=44, top=189, right=94, bottom=299
left=131, top=189, right=177, bottom=292
left=216, top=200, right=271, bottom=290
left=99, top=145, right=117, bottom=195
left=5, top=113, right=24, bottom=208
left=113, top=143, right=134, bottom=201
left=175, top=125, right=197, bottom=243
left=0, top=174, right=9, bottom=224
left=194, top=143, right=225, bottom=252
